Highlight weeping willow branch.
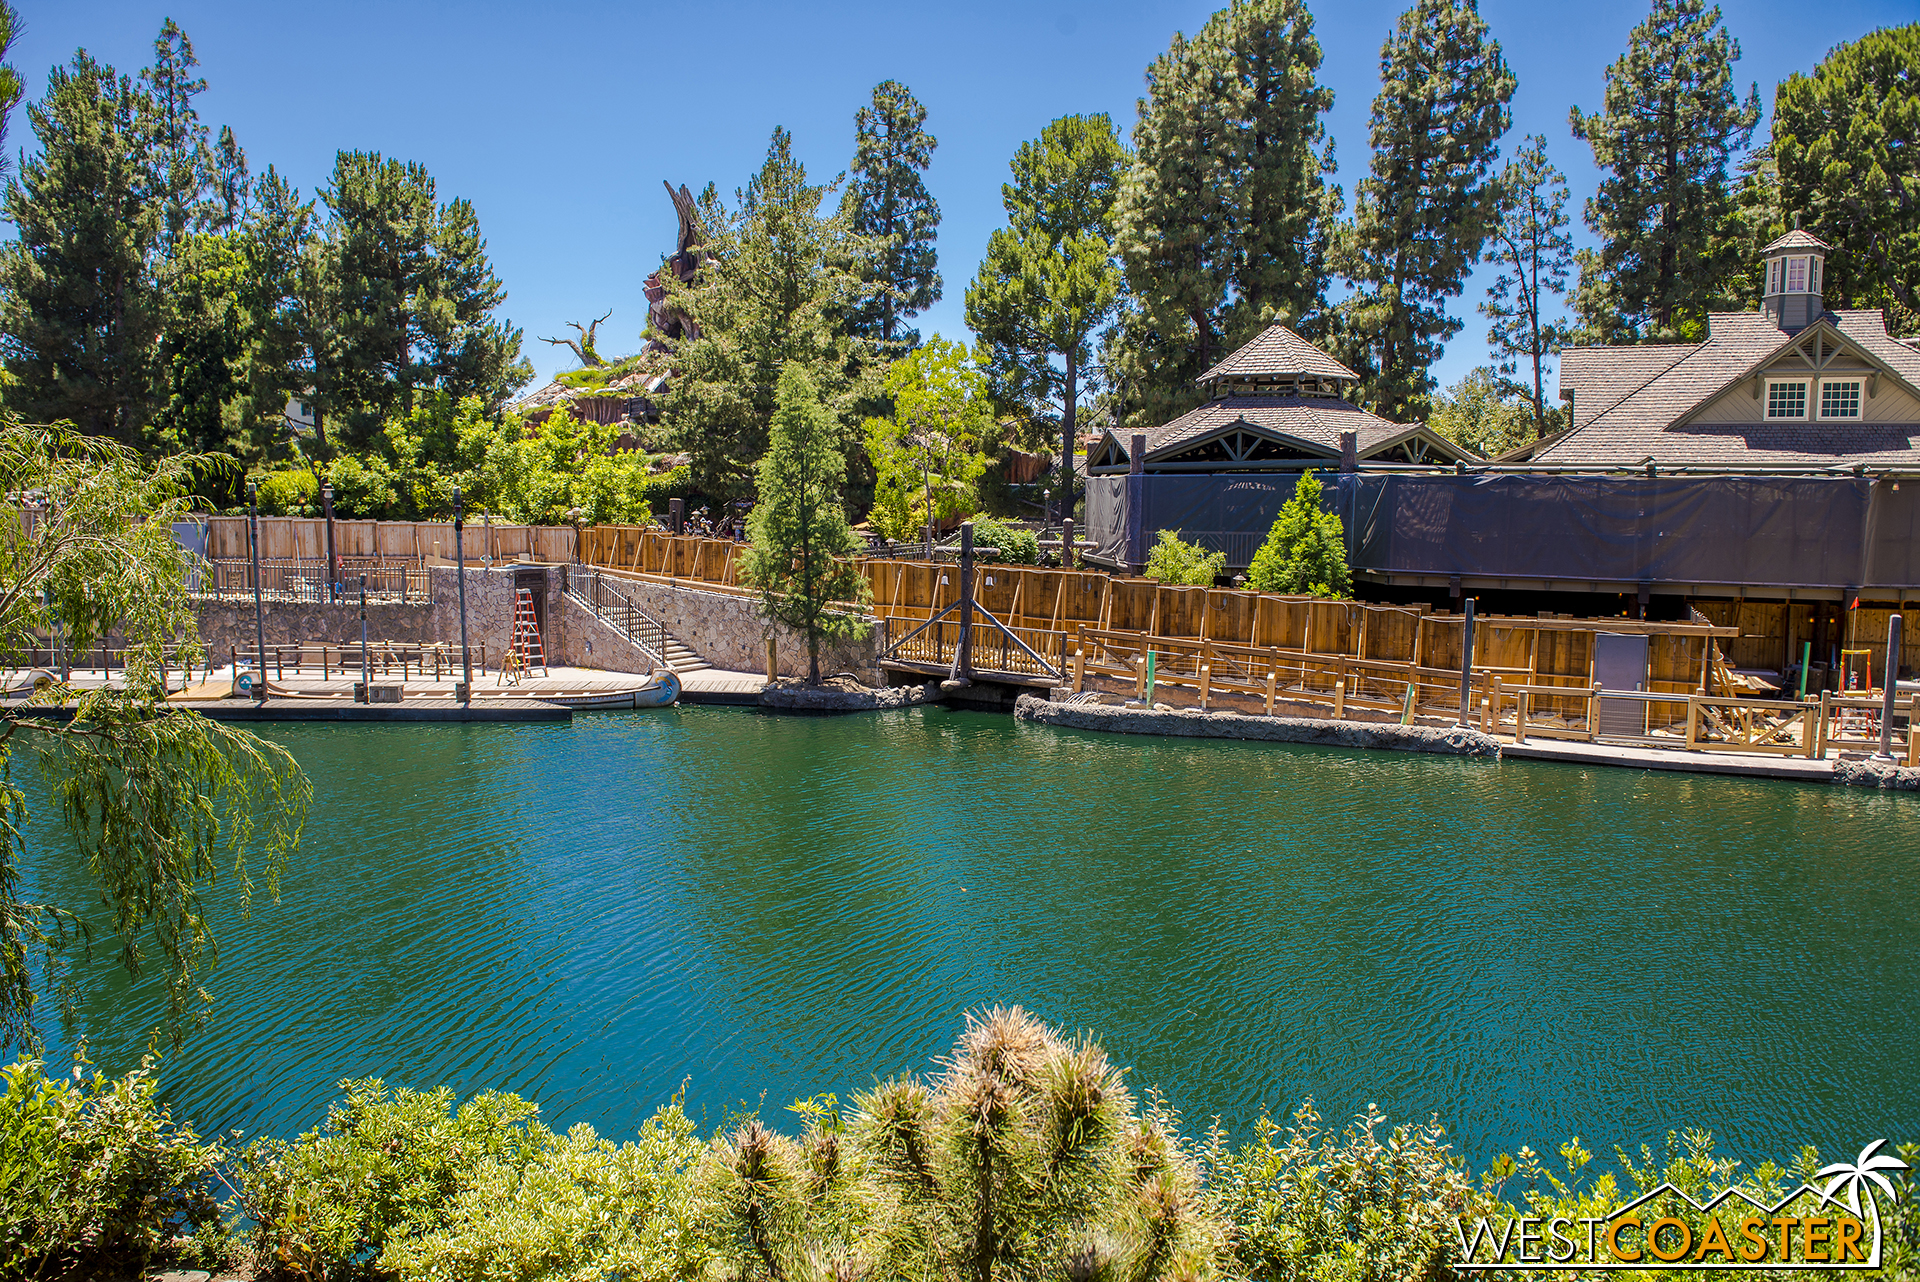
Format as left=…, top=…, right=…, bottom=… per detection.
left=0, top=420, right=310, bottom=1052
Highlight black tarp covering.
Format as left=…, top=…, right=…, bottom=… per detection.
left=1335, top=473, right=1911, bottom=589
left=1086, top=470, right=1920, bottom=589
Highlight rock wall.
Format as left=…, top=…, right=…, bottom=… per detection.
left=1016, top=693, right=1501, bottom=757
left=594, top=576, right=878, bottom=681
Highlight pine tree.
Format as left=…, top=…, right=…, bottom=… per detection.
left=1245, top=470, right=1350, bottom=597
left=1569, top=0, right=1761, bottom=341
left=840, top=80, right=940, bottom=353
left=655, top=129, right=870, bottom=504
left=1480, top=134, right=1573, bottom=438
left=965, top=114, right=1126, bottom=515
left=1769, top=25, right=1920, bottom=327
left=1342, top=0, right=1514, bottom=422
left=0, top=54, right=164, bottom=441
left=140, top=18, right=213, bottom=255
left=744, top=365, right=871, bottom=684
left=0, top=3, right=22, bottom=184
left=1110, top=0, right=1341, bottom=431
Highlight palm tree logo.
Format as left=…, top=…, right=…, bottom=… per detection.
left=1816, top=1139, right=1909, bottom=1219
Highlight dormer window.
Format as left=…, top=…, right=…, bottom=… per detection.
left=1766, top=378, right=1808, bottom=419
left=1819, top=379, right=1861, bottom=419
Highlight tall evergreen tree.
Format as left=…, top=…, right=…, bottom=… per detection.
left=317, top=151, right=529, bottom=450
left=744, top=365, right=870, bottom=684
left=1569, top=0, right=1761, bottom=342
left=1341, top=0, right=1514, bottom=421
left=655, top=129, right=870, bottom=503
left=139, top=19, right=212, bottom=254
left=1480, top=134, right=1573, bottom=438
left=1109, top=0, right=1342, bottom=431
left=0, top=3, right=22, bottom=184
left=0, top=54, right=164, bottom=441
left=840, top=80, right=940, bottom=352
left=1769, top=24, right=1920, bottom=329
left=965, top=113, right=1126, bottom=513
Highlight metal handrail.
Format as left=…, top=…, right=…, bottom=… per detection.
left=566, top=568, right=670, bottom=668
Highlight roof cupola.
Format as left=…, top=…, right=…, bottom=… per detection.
left=1761, top=226, right=1829, bottom=334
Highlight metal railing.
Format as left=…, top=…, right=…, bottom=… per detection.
left=565, top=567, right=669, bottom=668
left=198, top=558, right=431, bottom=604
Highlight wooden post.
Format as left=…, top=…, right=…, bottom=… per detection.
left=1686, top=697, right=1700, bottom=750
left=1198, top=662, right=1211, bottom=710
left=1264, top=670, right=1277, bottom=716
left=766, top=637, right=778, bottom=684
left=1333, top=676, right=1346, bottom=719
left=1515, top=691, right=1529, bottom=743
left=1072, top=624, right=1086, bottom=693
left=1135, top=654, right=1147, bottom=698
left=1806, top=696, right=1821, bottom=760
left=1456, top=597, right=1476, bottom=726
left=1908, top=694, right=1919, bottom=767
left=1487, top=676, right=1502, bottom=734
left=1818, top=689, right=1831, bottom=758
left=1876, top=612, right=1902, bottom=759
left=1400, top=681, right=1416, bottom=725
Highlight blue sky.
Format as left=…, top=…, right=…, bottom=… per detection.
left=9, top=0, right=1914, bottom=400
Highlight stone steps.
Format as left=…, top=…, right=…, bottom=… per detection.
left=664, top=638, right=710, bottom=673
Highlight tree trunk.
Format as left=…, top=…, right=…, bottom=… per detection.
left=1061, top=348, right=1078, bottom=528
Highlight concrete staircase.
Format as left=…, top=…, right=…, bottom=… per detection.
left=662, top=636, right=710, bottom=674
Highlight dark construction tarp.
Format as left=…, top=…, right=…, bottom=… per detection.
left=1336, top=472, right=1919, bottom=590
left=1086, top=470, right=1920, bottom=589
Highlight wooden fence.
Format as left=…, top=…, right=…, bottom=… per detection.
left=202, top=516, right=576, bottom=565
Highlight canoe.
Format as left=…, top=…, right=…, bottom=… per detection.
left=543, top=670, right=682, bottom=710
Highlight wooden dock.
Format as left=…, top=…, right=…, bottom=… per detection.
left=192, top=698, right=571, bottom=723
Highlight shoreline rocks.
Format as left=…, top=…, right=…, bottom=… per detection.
left=758, top=679, right=944, bottom=714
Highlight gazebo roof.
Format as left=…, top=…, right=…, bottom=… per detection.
left=1195, top=324, right=1360, bottom=385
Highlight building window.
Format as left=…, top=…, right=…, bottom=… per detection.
left=1767, top=380, right=1808, bottom=419
left=1786, top=257, right=1808, bottom=291
left=1820, top=380, right=1862, bottom=419
left=1810, top=256, right=1821, bottom=292
left=1768, top=258, right=1781, bottom=293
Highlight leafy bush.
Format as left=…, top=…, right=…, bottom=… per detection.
left=1206, top=1101, right=1480, bottom=1282
left=0, top=1057, right=231, bottom=1279
left=970, top=515, right=1040, bottom=565
left=234, top=1078, right=544, bottom=1279
left=1245, top=471, right=1351, bottom=598
left=1145, top=529, right=1227, bottom=585
left=255, top=468, right=320, bottom=516
left=382, top=1108, right=710, bottom=1282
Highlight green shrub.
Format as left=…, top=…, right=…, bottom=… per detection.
left=1245, top=471, right=1351, bottom=598
left=0, top=1057, right=232, bottom=1279
left=255, top=468, right=321, bottom=516
left=1205, top=1101, right=1481, bottom=1282
left=382, top=1109, right=710, bottom=1282
left=234, top=1078, right=545, bottom=1279
left=969, top=515, right=1040, bottom=565
left=1145, top=529, right=1227, bottom=585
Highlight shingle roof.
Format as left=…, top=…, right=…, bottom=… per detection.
left=1559, top=344, right=1693, bottom=427
left=1763, top=229, right=1831, bottom=253
left=1537, top=310, right=1920, bottom=468
left=1195, top=325, right=1360, bottom=384
left=1139, top=394, right=1460, bottom=461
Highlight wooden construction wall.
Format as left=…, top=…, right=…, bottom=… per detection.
left=203, top=516, right=575, bottom=564
left=573, top=529, right=1734, bottom=712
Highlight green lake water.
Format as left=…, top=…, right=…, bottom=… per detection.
left=32, top=706, right=1920, bottom=1164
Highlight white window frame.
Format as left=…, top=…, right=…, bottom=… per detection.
left=1810, top=256, right=1822, bottom=292
left=1786, top=256, right=1808, bottom=292
left=1817, top=378, right=1862, bottom=420
left=1765, top=377, right=1810, bottom=420
left=1767, top=257, right=1781, bottom=294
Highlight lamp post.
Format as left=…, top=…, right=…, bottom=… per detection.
left=320, top=479, right=339, bottom=601
left=247, top=481, right=268, bottom=704
left=453, top=487, right=472, bottom=705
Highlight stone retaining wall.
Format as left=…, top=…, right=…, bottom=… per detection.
left=1015, top=693, right=1501, bottom=757
left=597, top=577, right=879, bottom=682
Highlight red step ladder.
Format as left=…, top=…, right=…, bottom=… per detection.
left=510, top=589, right=548, bottom=678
